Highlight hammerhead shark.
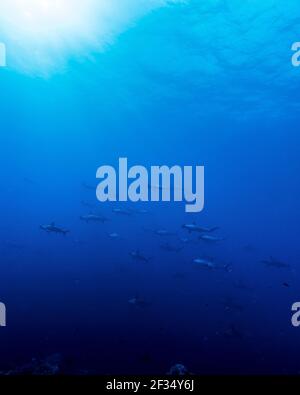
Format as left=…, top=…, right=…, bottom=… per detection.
left=40, top=222, right=70, bottom=235
left=182, top=223, right=218, bottom=233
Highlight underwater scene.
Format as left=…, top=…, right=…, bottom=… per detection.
left=0, top=0, right=300, bottom=376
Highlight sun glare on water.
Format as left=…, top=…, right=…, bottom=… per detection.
left=0, top=0, right=174, bottom=76
left=0, top=0, right=98, bottom=41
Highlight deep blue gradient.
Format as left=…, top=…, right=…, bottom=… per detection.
left=1, top=1, right=300, bottom=375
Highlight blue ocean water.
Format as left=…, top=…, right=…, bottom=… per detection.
left=0, top=0, right=300, bottom=375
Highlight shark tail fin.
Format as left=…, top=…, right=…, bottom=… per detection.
left=224, top=263, right=233, bottom=273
